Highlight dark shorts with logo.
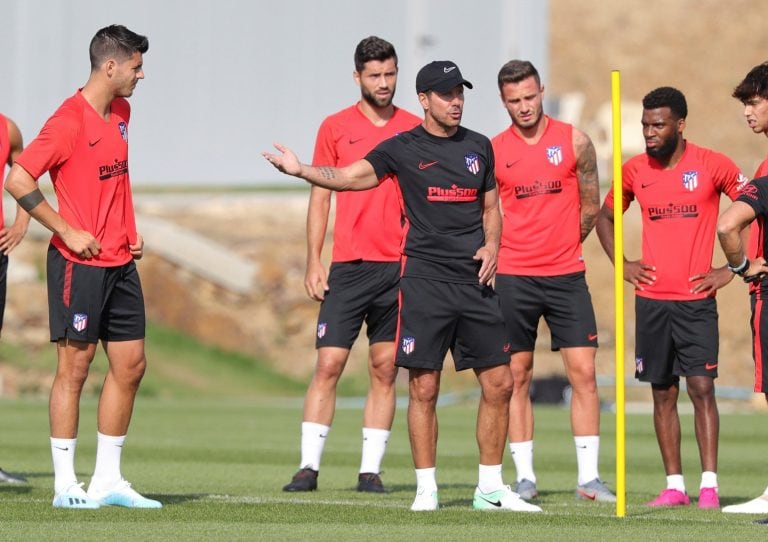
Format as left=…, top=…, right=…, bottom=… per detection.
left=47, top=245, right=145, bottom=343
left=750, top=293, right=768, bottom=393
left=0, top=253, right=7, bottom=332
left=315, top=261, right=400, bottom=349
left=495, top=271, right=598, bottom=351
left=395, top=276, right=509, bottom=371
left=634, top=296, right=718, bottom=385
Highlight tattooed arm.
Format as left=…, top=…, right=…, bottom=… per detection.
left=263, top=143, right=379, bottom=191
left=573, top=128, right=600, bottom=242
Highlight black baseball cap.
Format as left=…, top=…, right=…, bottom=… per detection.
left=415, top=61, right=473, bottom=94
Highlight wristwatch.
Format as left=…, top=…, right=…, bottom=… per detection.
left=727, top=256, right=749, bottom=276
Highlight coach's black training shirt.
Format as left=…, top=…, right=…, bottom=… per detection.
left=365, top=125, right=496, bottom=284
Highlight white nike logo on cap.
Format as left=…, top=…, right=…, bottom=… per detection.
left=444, top=66, right=456, bottom=73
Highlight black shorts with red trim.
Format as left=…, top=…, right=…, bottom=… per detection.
left=750, top=293, right=768, bottom=393
left=315, top=261, right=400, bottom=349
left=47, top=245, right=145, bottom=343
left=495, top=271, right=598, bottom=351
left=395, top=276, right=509, bottom=371
left=634, top=296, right=718, bottom=385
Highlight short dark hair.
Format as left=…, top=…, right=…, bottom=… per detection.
left=733, top=62, right=768, bottom=103
left=642, top=87, right=687, bottom=120
left=89, top=24, right=149, bottom=70
left=497, top=60, right=540, bottom=90
left=353, top=36, right=397, bottom=73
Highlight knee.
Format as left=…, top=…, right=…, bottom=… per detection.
left=120, top=355, right=147, bottom=387
left=410, top=379, right=439, bottom=405
left=509, top=362, right=532, bottom=387
left=484, top=370, right=514, bottom=403
left=313, top=354, right=346, bottom=382
left=369, top=351, right=398, bottom=385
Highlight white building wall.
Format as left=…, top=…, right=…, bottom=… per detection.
left=0, top=0, right=547, bottom=184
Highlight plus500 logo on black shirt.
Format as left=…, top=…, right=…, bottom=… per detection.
left=427, top=185, right=478, bottom=202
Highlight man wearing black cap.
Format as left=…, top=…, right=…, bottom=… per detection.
left=264, top=60, right=541, bottom=513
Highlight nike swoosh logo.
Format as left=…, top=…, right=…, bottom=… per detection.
left=641, top=182, right=657, bottom=188
left=349, top=137, right=364, bottom=145
left=578, top=489, right=597, bottom=500
left=588, top=333, right=598, bottom=341
left=88, top=138, right=102, bottom=147
left=418, top=161, right=438, bottom=170
left=505, top=161, right=521, bottom=168
left=53, top=446, right=69, bottom=451
left=478, top=496, right=502, bottom=507
left=705, top=363, right=718, bottom=370
left=444, top=66, right=456, bottom=73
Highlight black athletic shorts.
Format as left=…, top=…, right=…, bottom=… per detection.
left=315, top=261, right=400, bottom=349
left=0, top=253, right=7, bottom=332
left=495, top=272, right=598, bottom=351
left=750, top=293, right=768, bottom=393
left=47, top=245, right=145, bottom=343
left=634, top=296, right=718, bottom=385
left=395, top=276, right=509, bottom=371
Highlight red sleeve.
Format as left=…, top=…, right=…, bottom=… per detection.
left=15, top=107, right=80, bottom=180
left=311, top=117, right=338, bottom=167
left=603, top=161, right=636, bottom=212
left=708, top=151, right=748, bottom=200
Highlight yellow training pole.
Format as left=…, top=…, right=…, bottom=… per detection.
left=611, top=70, right=627, bottom=517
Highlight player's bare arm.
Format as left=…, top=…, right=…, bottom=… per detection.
left=573, top=128, right=600, bottom=242
left=5, top=163, right=101, bottom=259
left=0, top=118, right=31, bottom=254
left=305, top=186, right=332, bottom=301
left=718, top=199, right=768, bottom=281
left=595, top=204, right=656, bottom=289
left=474, top=188, right=501, bottom=285
left=263, top=143, right=379, bottom=192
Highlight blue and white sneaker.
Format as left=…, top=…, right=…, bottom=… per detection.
left=52, top=482, right=100, bottom=509
left=473, top=485, right=542, bottom=512
left=87, top=479, right=162, bottom=509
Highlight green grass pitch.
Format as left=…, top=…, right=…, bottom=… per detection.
left=1, top=397, right=768, bottom=541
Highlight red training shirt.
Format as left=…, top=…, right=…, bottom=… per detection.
left=492, top=116, right=584, bottom=275
left=15, top=91, right=138, bottom=267
left=312, top=103, right=420, bottom=262
left=604, top=142, right=747, bottom=300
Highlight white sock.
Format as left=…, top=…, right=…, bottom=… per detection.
left=574, top=435, right=600, bottom=485
left=299, top=422, right=330, bottom=471
left=415, top=467, right=437, bottom=491
left=763, top=485, right=768, bottom=496
left=51, top=437, right=78, bottom=494
left=478, top=464, right=504, bottom=493
left=700, top=471, right=717, bottom=489
left=509, top=440, right=536, bottom=483
left=359, top=427, right=389, bottom=474
left=89, top=432, right=126, bottom=492
left=666, top=474, right=686, bottom=493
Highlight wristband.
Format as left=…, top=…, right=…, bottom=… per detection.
left=728, top=256, right=749, bottom=276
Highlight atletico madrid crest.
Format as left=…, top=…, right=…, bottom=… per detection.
left=401, top=336, right=415, bottom=355
left=464, top=154, right=480, bottom=175
left=73, top=313, right=88, bottom=333
left=682, top=170, right=698, bottom=192
left=546, top=146, right=562, bottom=166
left=118, top=121, right=128, bottom=142
left=317, top=322, right=327, bottom=339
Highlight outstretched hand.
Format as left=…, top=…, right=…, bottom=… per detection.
left=262, top=143, right=302, bottom=176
